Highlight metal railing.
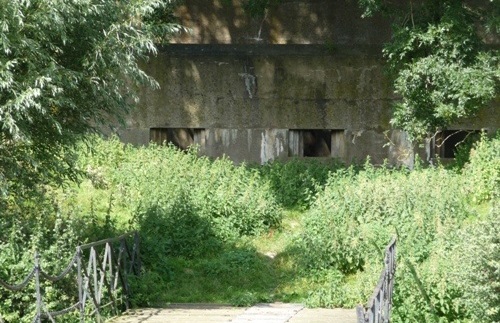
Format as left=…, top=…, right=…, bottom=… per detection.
left=0, top=232, right=140, bottom=322
left=356, top=237, right=397, bottom=323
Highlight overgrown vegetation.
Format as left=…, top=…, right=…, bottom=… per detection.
left=0, top=135, right=284, bottom=320
left=257, top=158, right=345, bottom=210
left=1, top=0, right=497, bottom=321
left=295, top=132, right=499, bottom=322
left=358, top=0, right=499, bottom=141
left=0, top=0, right=183, bottom=203
left=1, top=133, right=498, bottom=322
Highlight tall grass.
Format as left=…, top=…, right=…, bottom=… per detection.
left=1, top=133, right=497, bottom=322
left=77, top=137, right=282, bottom=240
left=292, top=133, right=499, bottom=322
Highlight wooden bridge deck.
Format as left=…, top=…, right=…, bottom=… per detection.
left=108, top=303, right=357, bottom=323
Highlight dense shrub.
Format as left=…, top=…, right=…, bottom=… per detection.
left=296, top=163, right=471, bottom=274
left=81, top=138, right=283, bottom=306
left=393, top=202, right=499, bottom=323
left=76, top=136, right=282, bottom=255
left=293, top=134, right=499, bottom=322
left=450, top=203, right=500, bottom=322
left=463, top=132, right=500, bottom=203
left=0, top=193, right=84, bottom=322
left=258, top=158, right=344, bottom=209
left=2, top=134, right=497, bottom=321
left=1, top=136, right=283, bottom=319
left=135, top=195, right=222, bottom=260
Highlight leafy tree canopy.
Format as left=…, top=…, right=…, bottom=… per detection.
left=358, top=0, right=499, bottom=141
left=0, top=0, right=181, bottom=199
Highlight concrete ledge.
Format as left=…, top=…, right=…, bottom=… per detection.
left=157, top=44, right=385, bottom=58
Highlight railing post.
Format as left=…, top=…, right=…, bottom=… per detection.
left=0, top=232, right=139, bottom=322
left=34, top=252, right=42, bottom=323
left=133, top=232, right=141, bottom=275
left=356, top=238, right=397, bottom=323
left=384, top=252, right=390, bottom=322
left=77, top=247, right=84, bottom=323
left=356, top=306, right=366, bottom=323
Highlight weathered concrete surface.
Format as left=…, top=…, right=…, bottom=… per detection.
left=108, top=304, right=247, bottom=322
left=170, top=0, right=499, bottom=46
left=171, top=0, right=391, bottom=45
left=232, top=303, right=304, bottom=322
left=133, top=46, right=392, bottom=130
left=108, top=303, right=358, bottom=323
left=115, top=45, right=400, bottom=165
left=112, top=43, right=499, bottom=165
left=109, top=0, right=499, bottom=165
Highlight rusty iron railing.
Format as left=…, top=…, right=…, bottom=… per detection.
left=0, top=232, right=140, bottom=322
left=356, top=237, right=397, bottom=323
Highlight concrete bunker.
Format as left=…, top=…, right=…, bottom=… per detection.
left=108, top=0, right=499, bottom=166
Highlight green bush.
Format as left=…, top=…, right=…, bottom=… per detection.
left=292, top=134, right=500, bottom=321
left=1, top=135, right=283, bottom=319
left=2, top=134, right=497, bottom=321
left=295, top=163, right=471, bottom=273
left=292, top=159, right=481, bottom=319
left=0, top=194, right=83, bottom=322
left=258, top=158, right=344, bottom=209
left=463, top=132, right=500, bottom=203
left=135, top=195, right=222, bottom=261
left=392, top=203, right=499, bottom=323
left=449, top=205, right=500, bottom=322
left=392, top=226, right=467, bottom=322
left=449, top=131, right=481, bottom=170
left=75, top=136, right=282, bottom=256
left=109, top=143, right=281, bottom=240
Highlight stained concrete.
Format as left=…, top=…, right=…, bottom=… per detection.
left=171, top=0, right=391, bottom=45
left=109, top=0, right=499, bottom=166
left=115, top=45, right=401, bottom=165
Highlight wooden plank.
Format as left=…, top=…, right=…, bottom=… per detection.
left=109, top=303, right=358, bottom=323
left=288, top=308, right=357, bottom=323
left=232, top=303, right=303, bottom=323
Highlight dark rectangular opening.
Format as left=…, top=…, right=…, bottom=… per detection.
left=435, top=130, right=482, bottom=159
left=289, top=129, right=333, bottom=157
left=150, top=128, right=204, bottom=150
left=303, top=130, right=331, bottom=157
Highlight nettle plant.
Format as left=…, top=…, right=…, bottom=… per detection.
left=77, top=137, right=282, bottom=258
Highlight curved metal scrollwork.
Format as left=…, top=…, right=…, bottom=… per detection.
left=356, top=237, right=397, bottom=323
left=0, top=232, right=140, bottom=323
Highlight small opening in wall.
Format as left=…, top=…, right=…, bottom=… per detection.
left=303, top=130, right=331, bottom=157
left=289, top=129, right=333, bottom=157
left=435, top=130, right=482, bottom=159
left=150, top=128, right=204, bottom=150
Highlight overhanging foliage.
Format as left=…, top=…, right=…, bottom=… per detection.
left=359, top=0, right=499, bottom=141
left=0, top=0, right=182, bottom=198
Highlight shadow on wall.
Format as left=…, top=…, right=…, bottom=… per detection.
left=171, top=0, right=391, bottom=45
left=127, top=39, right=398, bottom=164
left=121, top=0, right=397, bottom=163
left=137, top=49, right=391, bottom=126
